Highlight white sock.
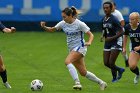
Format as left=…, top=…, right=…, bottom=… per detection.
left=67, top=63, right=80, bottom=82
left=85, top=71, right=103, bottom=85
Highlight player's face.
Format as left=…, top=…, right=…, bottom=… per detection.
left=61, top=12, right=72, bottom=23
left=103, top=4, right=111, bottom=15
left=129, top=15, right=138, bottom=25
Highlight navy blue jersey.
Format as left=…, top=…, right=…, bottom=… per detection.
left=102, top=14, right=123, bottom=47
left=124, top=23, right=140, bottom=49
left=0, top=21, right=6, bottom=31
left=102, top=14, right=122, bottom=38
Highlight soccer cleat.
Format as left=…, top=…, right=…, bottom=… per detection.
left=134, top=75, right=140, bottom=84
left=4, top=82, right=11, bottom=89
left=112, top=78, right=118, bottom=83
left=73, top=82, right=82, bottom=90
left=100, top=82, right=107, bottom=90
left=117, top=68, right=125, bottom=80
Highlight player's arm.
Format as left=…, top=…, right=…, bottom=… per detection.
left=0, top=22, right=16, bottom=33
left=40, top=21, right=56, bottom=32
left=123, top=35, right=128, bottom=54
left=100, top=30, right=105, bottom=42
left=105, top=28, right=123, bottom=42
left=85, top=31, right=94, bottom=46
left=105, top=18, right=123, bottom=42
left=3, top=27, right=16, bottom=33
left=120, top=20, right=125, bottom=27
left=134, top=45, right=140, bottom=51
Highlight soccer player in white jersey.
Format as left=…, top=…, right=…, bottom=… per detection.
left=111, top=2, right=129, bottom=67
left=40, top=6, right=107, bottom=90
left=0, top=21, right=16, bottom=88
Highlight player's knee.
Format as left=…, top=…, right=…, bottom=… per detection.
left=129, top=65, right=136, bottom=70
left=104, top=62, right=110, bottom=68
left=65, top=60, right=71, bottom=65
left=79, top=71, right=87, bottom=76
left=0, top=65, right=5, bottom=72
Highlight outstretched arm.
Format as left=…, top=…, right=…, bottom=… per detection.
left=40, top=21, right=56, bottom=32
left=0, top=22, right=16, bottom=33
left=3, top=27, right=16, bottom=33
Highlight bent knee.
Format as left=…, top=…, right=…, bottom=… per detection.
left=129, top=65, right=137, bottom=70
left=65, top=59, right=71, bottom=65
left=0, top=65, right=5, bottom=72
left=79, top=71, right=87, bottom=76
left=104, top=63, right=110, bottom=68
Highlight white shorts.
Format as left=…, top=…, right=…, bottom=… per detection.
left=72, top=46, right=87, bottom=56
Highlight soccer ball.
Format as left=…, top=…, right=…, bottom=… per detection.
left=30, top=79, right=43, bottom=91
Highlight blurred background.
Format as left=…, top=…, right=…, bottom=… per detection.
left=0, top=0, right=140, bottom=31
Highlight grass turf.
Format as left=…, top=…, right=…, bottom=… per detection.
left=0, top=31, right=139, bottom=93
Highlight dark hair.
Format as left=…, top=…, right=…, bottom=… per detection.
left=62, top=6, right=77, bottom=17
left=103, top=1, right=113, bottom=9
left=111, top=1, right=116, bottom=6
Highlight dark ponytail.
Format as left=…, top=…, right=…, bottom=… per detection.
left=62, top=6, right=78, bottom=18
left=71, top=6, right=78, bottom=17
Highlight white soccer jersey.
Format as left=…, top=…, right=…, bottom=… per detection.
left=55, top=19, right=90, bottom=51
left=112, top=9, right=124, bottom=22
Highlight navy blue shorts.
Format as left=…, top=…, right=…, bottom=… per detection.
left=104, top=42, right=122, bottom=51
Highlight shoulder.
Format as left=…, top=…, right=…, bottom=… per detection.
left=110, top=14, right=118, bottom=21
left=112, top=10, right=124, bottom=20
left=124, top=24, right=131, bottom=30
left=75, top=19, right=87, bottom=26
left=125, top=24, right=131, bottom=28
left=56, top=20, right=65, bottom=26
left=114, top=10, right=122, bottom=15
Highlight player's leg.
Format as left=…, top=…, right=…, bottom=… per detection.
left=129, top=52, right=140, bottom=84
left=65, top=51, right=82, bottom=90
left=103, top=51, right=111, bottom=68
left=109, top=50, right=125, bottom=81
left=0, top=55, right=11, bottom=88
left=121, top=52, right=129, bottom=67
left=73, top=57, right=107, bottom=90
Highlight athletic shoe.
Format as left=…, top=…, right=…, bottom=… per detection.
left=134, top=75, right=140, bottom=84
left=73, top=82, right=82, bottom=90
left=117, top=68, right=125, bottom=80
left=100, top=82, right=107, bottom=90
left=4, top=82, right=11, bottom=89
left=112, top=78, right=118, bottom=83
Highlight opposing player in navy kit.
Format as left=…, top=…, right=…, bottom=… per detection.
left=102, top=2, right=125, bottom=82
left=40, top=7, right=107, bottom=90
left=101, top=2, right=129, bottom=67
left=0, top=21, right=16, bottom=88
left=123, top=12, right=140, bottom=84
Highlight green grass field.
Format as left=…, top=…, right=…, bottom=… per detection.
left=0, top=31, right=140, bottom=93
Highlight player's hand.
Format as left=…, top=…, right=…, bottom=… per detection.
left=122, top=48, right=126, bottom=55
left=11, top=27, right=16, bottom=32
left=84, top=42, right=91, bottom=46
left=134, top=46, right=140, bottom=51
left=105, top=37, right=112, bottom=42
left=40, top=21, right=46, bottom=27
left=100, top=36, right=104, bottom=42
